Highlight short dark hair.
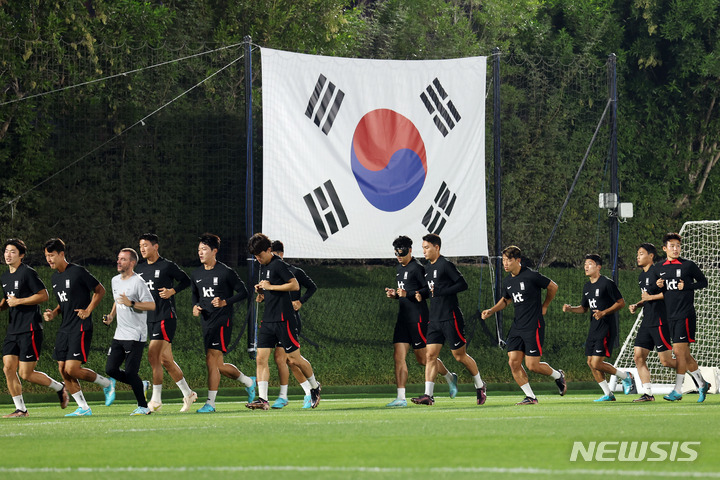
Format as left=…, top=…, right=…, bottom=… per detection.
left=422, top=233, right=441, bottom=248
left=638, top=242, right=657, bottom=260
left=3, top=238, right=27, bottom=256
left=44, top=238, right=66, bottom=253
left=199, top=233, right=220, bottom=251
left=271, top=240, right=284, bottom=253
left=584, top=253, right=602, bottom=266
left=392, top=235, right=412, bottom=250
left=502, top=245, right=522, bottom=260
left=120, top=247, right=138, bottom=263
left=139, top=233, right=159, bottom=245
left=662, top=232, right=682, bottom=245
left=248, top=233, right=271, bottom=255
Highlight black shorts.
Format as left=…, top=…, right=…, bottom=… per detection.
left=634, top=322, right=672, bottom=352
left=53, top=328, right=93, bottom=363
left=259, top=317, right=300, bottom=354
left=392, top=319, right=427, bottom=349
left=148, top=317, right=177, bottom=343
left=585, top=333, right=612, bottom=357
left=506, top=325, right=544, bottom=356
left=426, top=312, right=466, bottom=350
left=669, top=314, right=696, bottom=344
left=3, top=329, right=43, bottom=362
left=275, top=312, right=303, bottom=348
left=203, top=320, right=232, bottom=353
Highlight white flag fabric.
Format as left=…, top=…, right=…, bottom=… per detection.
left=261, top=47, right=488, bottom=259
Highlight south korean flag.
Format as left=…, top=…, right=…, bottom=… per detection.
left=261, top=48, right=489, bottom=259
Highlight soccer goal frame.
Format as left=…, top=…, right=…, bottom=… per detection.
left=610, top=220, right=720, bottom=395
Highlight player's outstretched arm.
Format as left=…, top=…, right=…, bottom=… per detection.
left=481, top=297, right=510, bottom=319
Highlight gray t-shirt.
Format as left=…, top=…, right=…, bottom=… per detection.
left=111, top=272, right=153, bottom=342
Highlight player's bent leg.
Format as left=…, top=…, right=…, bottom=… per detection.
left=3, top=355, right=22, bottom=397
left=274, top=346, right=290, bottom=385
left=657, top=350, right=677, bottom=369
left=394, top=343, right=410, bottom=388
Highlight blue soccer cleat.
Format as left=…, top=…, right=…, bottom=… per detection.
left=65, top=407, right=92, bottom=417
left=698, top=383, right=711, bottom=403
left=302, top=394, right=312, bottom=409
left=104, top=378, right=116, bottom=407
left=594, top=393, right=616, bottom=402
left=246, top=376, right=256, bottom=404
left=386, top=398, right=407, bottom=407
left=130, top=406, right=151, bottom=416
left=621, top=372, right=634, bottom=395
left=448, top=372, right=458, bottom=399
left=663, top=390, right=683, bottom=402
left=271, top=397, right=288, bottom=409
left=196, top=403, right=216, bottom=413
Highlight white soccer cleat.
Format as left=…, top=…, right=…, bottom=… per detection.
left=180, top=391, right=198, bottom=413
left=147, top=400, right=163, bottom=412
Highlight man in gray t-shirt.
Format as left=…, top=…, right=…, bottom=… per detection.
left=103, top=248, right=155, bottom=415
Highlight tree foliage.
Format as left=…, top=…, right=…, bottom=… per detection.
left=1, top=0, right=719, bottom=266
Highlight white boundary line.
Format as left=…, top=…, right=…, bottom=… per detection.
left=0, top=466, right=719, bottom=477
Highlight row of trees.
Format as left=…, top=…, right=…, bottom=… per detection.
left=1, top=0, right=718, bottom=265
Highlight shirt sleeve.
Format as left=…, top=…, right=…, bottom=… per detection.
left=434, top=261, right=468, bottom=296
left=190, top=276, right=199, bottom=306
left=26, top=267, right=47, bottom=295
left=225, top=269, right=248, bottom=306
left=294, top=267, right=317, bottom=304
left=137, top=277, right=154, bottom=303
left=169, top=261, right=191, bottom=294
left=81, top=267, right=101, bottom=292
left=686, top=262, right=708, bottom=291
left=607, top=279, right=623, bottom=302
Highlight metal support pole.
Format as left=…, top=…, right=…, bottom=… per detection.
left=492, top=48, right=504, bottom=345
left=608, top=53, right=619, bottom=283
left=244, top=36, right=257, bottom=359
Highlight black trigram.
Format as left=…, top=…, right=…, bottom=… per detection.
left=304, top=180, right=349, bottom=241
left=420, top=78, right=461, bottom=137
left=305, top=74, right=345, bottom=135
left=422, top=181, right=457, bottom=234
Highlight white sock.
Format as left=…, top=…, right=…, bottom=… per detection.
left=236, top=372, right=253, bottom=388
left=48, top=379, right=63, bottom=392
left=93, top=374, right=111, bottom=388
left=615, top=370, right=628, bottom=380
left=12, top=394, right=26, bottom=412
left=307, top=374, right=319, bottom=389
left=397, top=387, right=406, bottom=400
left=472, top=373, right=484, bottom=389
left=279, top=384, right=288, bottom=399
left=425, top=381, right=435, bottom=396
left=520, top=382, right=535, bottom=398
left=549, top=369, right=562, bottom=380
left=258, top=381, right=269, bottom=400
left=675, top=374, right=685, bottom=392
left=443, top=372, right=454, bottom=383
left=689, top=369, right=706, bottom=387
left=299, top=380, right=312, bottom=396
left=643, top=383, right=653, bottom=396
left=207, top=390, right=218, bottom=407
left=176, top=378, right=192, bottom=397
left=598, top=380, right=611, bottom=395
left=72, top=391, right=89, bottom=410
left=151, top=384, right=162, bottom=403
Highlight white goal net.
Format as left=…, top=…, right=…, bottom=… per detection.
left=612, top=220, right=720, bottom=394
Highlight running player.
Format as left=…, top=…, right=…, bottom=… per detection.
left=651, top=232, right=710, bottom=402
left=1, top=238, right=68, bottom=417
left=385, top=235, right=458, bottom=407
left=191, top=233, right=255, bottom=413
left=247, top=233, right=322, bottom=410
left=269, top=240, right=318, bottom=409
left=137, top=234, right=197, bottom=413
left=627, top=243, right=677, bottom=402
left=103, top=248, right=156, bottom=415
left=562, top=254, right=633, bottom=402
left=43, top=238, right=115, bottom=416
left=481, top=245, right=566, bottom=405
left=411, top=233, right=487, bottom=406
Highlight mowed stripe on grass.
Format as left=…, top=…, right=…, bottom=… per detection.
left=0, top=394, right=717, bottom=480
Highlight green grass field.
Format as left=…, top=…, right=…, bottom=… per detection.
left=1, top=389, right=718, bottom=480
